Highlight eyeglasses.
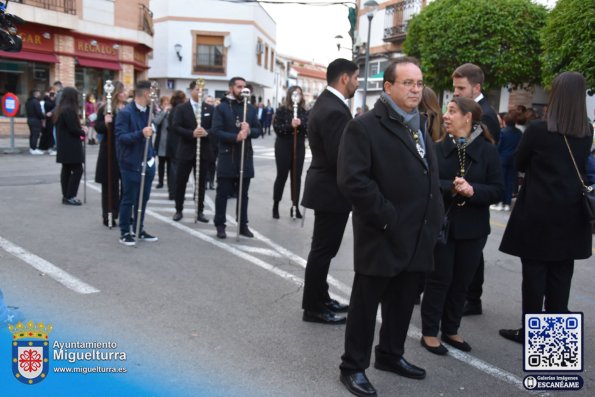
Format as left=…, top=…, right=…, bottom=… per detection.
left=395, top=80, right=424, bottom=89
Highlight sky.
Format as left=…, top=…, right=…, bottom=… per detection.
left=258, top=0, right=558, bottom=66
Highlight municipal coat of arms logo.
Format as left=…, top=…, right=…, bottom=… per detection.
left=8, top=321, right=52, bottom=385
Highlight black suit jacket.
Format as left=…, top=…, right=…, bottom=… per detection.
left=337, top=99, right=444, bottom=276
left=171, top=101, right=214, bottom=162
left=478, top=96, right=500, bottom=144
left=301, top=89, right=352, bottom=212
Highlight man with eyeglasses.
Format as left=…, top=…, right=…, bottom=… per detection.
left=452, top=63, right=501, bottom=317
left=337, top=57, right=443, bottom=397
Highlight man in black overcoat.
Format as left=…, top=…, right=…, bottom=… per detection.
left=337, top=58, right=444, bottom=397
left=452, top=62, right=501, bottom=316
left=300, top=58, right=359, bottom=324
left=171, top=81, right=214, bottom=223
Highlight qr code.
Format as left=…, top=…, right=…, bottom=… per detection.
left=524, top=313, right=582, bottom=371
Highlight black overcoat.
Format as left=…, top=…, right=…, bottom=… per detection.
left=337, top=99, right=444, bottom=276
left=55, top=107, right=84, bottom=164
left=500, top=121, right=593, bottom=261
left=171, top=101, right=215, bottom=162
left=436, top=134, right=503, bottom=239
left=479, top=96, right=500, bottom=144
left=301, top=89, right=352, bottom=212
left=211, top=96, right=261, bottom=178
left=94, top=105, right=120, bottom=183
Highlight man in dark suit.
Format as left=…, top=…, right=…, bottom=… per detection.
left=115, top=80, right=158, bottom=246
left=211, top=77, right=261, bottom=239
left=337, top=57, right=444, bottom=397
left=301, top=58, right=359, bottom=325
left=452, top=62, right=501, bottom=316
left=171, top=81, right=214, bottom=223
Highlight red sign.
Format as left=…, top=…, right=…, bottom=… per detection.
left=18, top=24, right=55, bottom=53
left=2, top=93, right=20, bottom=117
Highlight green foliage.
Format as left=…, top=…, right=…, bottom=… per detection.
left=403, top=0, right=547, bottom=93
left=541, top=0, right=595, bottom=93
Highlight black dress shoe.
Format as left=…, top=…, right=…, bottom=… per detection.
left=340, top=372, right=377, bottom=397
left=420, top=337, right=448, bottom=355
left=324, top=299, right=349, bottom=313
left=441, top=334, right=472, bottom=352
left=374, top=356, right=426, bottom=380
left=173, top=212, right=183, bottom=222
left=156, top=183, right=164, bottom=189
left=462, top=300, right=482, bottom=316
left=239, top=226, right=254, bottom=238
left=302, top=310, right=346, bottom=324
left=216, top=225, right=226, bottom=239
left=168, top=193, right=174, bottom=200
left=196, top=212, right=209, bottom=223
left=290, top=207, right=303, bottom=219
left=499, top=328, right=524, bottom=344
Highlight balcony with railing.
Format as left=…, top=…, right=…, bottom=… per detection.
left=13, top=0, right=76, bottom=15
left=138, top=4, right=154, bottom=36
left=383, top=0, right=421, bottom=43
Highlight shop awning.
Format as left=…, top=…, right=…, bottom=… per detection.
left=76, top=57, right=121, bottom=71
left=0, top=50, right=59, bottom=63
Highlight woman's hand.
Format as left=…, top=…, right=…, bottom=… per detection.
left=453, top=176, right=474, bottom=197
left=291, top=117, right=301, bottom=128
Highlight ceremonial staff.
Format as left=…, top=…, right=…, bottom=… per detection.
left=81, top=92, right=87, bottom=204
left=193, top=78, right=205, bottom=223
left=103, top=80, right=114, bottom=229
left=236, top=87, right=251, bottom=241
left=136, top=81, right=158, bottom=238
left=290, top=90, right=300, bottom=221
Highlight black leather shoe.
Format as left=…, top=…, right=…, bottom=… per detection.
left=324, top=299, right=349, bottom=313
left=302, top=310, right=346, bottom=324
left=462, top=300, right=482, bottom=316
left=290, top=207, right=303, bottom=219
left=420, top=337, right=448, bottom=355
left=156, top=183, right=164, bottom=189
left=173, top=212, right=183, bottom=222
left=272, top=204, right=280, bottom=219
left=374, top=357, right=426, bottom=380
left=340, top=372, right=377, bottom=397
left=441, top=334, right=471, bottom=352
left=239, top=226, right=254, bottom=238
left=499, top=328, right=524, bottom=344
left=216, top=225, right=226, bottom=239
left=196, top=212, right=209, bottom=223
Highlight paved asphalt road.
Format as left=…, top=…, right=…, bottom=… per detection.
left=0, top=136, right=593, bottom=396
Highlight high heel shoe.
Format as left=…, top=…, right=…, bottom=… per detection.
left=272, top=201, right=280, bottom=219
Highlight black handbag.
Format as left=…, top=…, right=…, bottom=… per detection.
left=563, top=135, right=595, bottom=223
left=437, top=203, right=453, bottom=245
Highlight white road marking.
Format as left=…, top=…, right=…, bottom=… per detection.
left=87, top=181, right=527, bottom=392
left=233, top=245, right=284, bottom=258
left=0, top=235, right=100, bottom=294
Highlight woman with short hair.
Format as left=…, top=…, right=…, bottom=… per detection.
left=499, top=72, right=593, bottom=344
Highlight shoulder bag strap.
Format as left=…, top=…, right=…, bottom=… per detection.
left=563, top=135, right=593, bottom=193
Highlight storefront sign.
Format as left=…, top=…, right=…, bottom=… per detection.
left=17, top=24, right=55, bottom=53
left=75, top=38, right=119, bottom=60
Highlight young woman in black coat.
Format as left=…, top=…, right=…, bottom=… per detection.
left=499, top=72, right=593, bottom=344
left=55, top=87, right=86, bottom=205
left=420, top=97, right=503, bottom=354
left=95, top=81, right=128, bottom=226
left=272, top=86, right=308, bottom=219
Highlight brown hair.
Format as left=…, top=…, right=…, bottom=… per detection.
left=284, top=86, right=305, bottom=109
left=419, top=86, right=445, bottom=142
left=383, top=56, right=421, bottom=85
left=449, top=96, right=495, bottom=144
left=170, top=90, right=186, bottom=108
left=546, top=72, right=590, bottom=138
left=452, top=63, right=485, bottom=86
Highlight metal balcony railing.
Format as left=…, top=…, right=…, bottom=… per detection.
left=383, top=0, right=421, bottom=43
left=13, top=0, right=76, bottom=15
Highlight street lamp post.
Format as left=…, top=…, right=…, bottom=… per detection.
left=334, top=34, right=354, bottom=60
left=362, top=0, right=378, bottom=111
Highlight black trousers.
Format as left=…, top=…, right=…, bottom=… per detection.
left=340, top=271, right=422, bottom=374
left=101, top=178, right=120, bottom=221
left=60, top=163, right=83, bottom=199
left=158, top=156, right=176, bottom=196
left=273, top=136, right=305, bottom=205
left=214, top=177, right=250, bottom=227
left=421, top=236, right=487, bottom=336
left=175, top=157, right=207, bottom=213
left=466, top=253, right=484, bottom=304
left=28, top=120, right=42, bottom=150
left=302, top=210, right=350, bottom=312
left=521, top=258, right=574, bottom=318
